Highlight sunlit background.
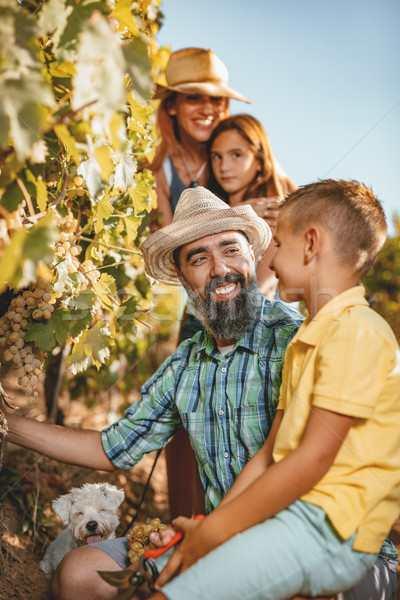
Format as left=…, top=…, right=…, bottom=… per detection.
left=157, top=0, right=400, bottom=234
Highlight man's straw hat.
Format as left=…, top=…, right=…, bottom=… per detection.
left=154, top=47, right=250, bottom=103
left=141, top=187, right=271, bottom=286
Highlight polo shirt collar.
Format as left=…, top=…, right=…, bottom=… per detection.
left=295, top=286, right=368, bottom=347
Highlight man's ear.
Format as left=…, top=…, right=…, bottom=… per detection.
left=304, top=227, right=321, bottom=264
left=249, top=244, right=256, bottom=263
left=174, top=264, right=184, bottom=284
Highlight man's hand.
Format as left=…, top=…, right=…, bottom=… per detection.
left=154, top=516, right=216, bottom=589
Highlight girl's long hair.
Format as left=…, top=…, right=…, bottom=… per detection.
left=207, top=114, right=294, bottom=202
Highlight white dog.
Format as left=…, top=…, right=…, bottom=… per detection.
left=39, top=482, right=124, bottom=580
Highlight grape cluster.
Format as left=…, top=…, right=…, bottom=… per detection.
left=128, top=517, right=168, bottom=565
left=0, top=278, right=56, bottom=396
left=52, top=213, right=100, bottom=283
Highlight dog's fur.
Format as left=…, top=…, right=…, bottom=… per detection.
left=39, top=482, right=124, bottom=581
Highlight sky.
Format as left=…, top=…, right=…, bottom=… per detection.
left=156, top=0, right=400, bottom=235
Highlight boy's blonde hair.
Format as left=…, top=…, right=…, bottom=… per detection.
left=279, top=179, right=387, bottom=277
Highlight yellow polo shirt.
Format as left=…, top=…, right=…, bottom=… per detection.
left=274, top=286, right=400, bottom=553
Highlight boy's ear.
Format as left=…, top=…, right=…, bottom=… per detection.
left=303, top=227, right=321, bottom=264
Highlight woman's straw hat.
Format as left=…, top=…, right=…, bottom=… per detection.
left=141, top=187, right=271, bottom=286
left=154, top=47, right=250, bottom=103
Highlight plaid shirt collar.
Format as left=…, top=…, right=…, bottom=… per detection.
left=196, top=295, right=299, bottom=358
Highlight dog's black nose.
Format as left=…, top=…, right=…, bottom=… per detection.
left=86, top=520, right=98, bottom=532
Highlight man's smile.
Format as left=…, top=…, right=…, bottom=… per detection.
left=213, top=282, right=238, bottom=298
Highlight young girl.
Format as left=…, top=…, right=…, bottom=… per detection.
left=208, top=114, right=296, bottom=298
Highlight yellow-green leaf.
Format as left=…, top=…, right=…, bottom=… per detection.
left=94, top=145, right=115, bottom=181
left=0, top=228, right=27, bottom=294
left=124, top=215, right=141, bottom=246
left=95, top=196, right=114, bottom=234
left=54, top=124, right=81, bottom=162
left=66, top=321, right=112, bottom=374
left=92, top=272, right=118, bottom=310
left=110, top=0, right=139, bottom=36
left=35, top=179, right=48, bottom=212
left=109, top=113, right=125, bottom=150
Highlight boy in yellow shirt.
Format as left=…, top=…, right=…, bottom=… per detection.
left=151, top=179, right=400, bottom=600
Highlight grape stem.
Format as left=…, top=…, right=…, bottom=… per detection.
left=15, top=175, right=35, bottom=217
left=79, top=237, right=142, bottom=256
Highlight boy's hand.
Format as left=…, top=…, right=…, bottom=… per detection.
left=154, top=516, right=215, bottom=589
left=148, top=526, right=176, bottom=547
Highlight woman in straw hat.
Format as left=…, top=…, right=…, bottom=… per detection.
left=147, top=47, right=250, bottom=227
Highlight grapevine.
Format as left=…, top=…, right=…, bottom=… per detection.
left=0, top=0, right=171, bottom=403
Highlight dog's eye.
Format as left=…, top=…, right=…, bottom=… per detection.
left=74, top=511, right=83, bottom=517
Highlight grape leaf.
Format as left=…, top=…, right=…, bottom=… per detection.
left=112, top=153, right=137, bottom=191
left=72, top=15, right=125, bottom=113
left=94, top=145, right=115, bottom=181
left=95, top=195, right=114, bottom=234
left=54, top=124, right=81, bottom=162
left=77, top=157, right=103, bottom=197
left=122, top=38, right=152, bottom=102
left=124, top=215, right=141, bottom=247
left=91, top=273, right=118, bottom=310
left=0, top=228, right=27, bottom=294
left=62, top=289, right=95, bottom=338
left=117, top=295, right=138, bottom=323
left=25, top=308, right=71, bottom=352
left=110, top=0, right=139, bottom=36
left=53, top=259, right=86, bottom=294
left=56, top=1, right=105, bottom=60
left=66, top=320, right=112, bottom=374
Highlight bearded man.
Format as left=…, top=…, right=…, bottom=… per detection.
left=5, top=187, right=302, bottom=598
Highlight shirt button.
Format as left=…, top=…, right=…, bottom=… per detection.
left=221, top=367, right=227, bottom=373
left=218, top=409, right=224, bottom=416
left=223, top=452, right=229, bottom=459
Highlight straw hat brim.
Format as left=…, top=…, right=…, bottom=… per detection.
left=141, top=205, right=271, bottom=286
left=154, top=82, right=251, bottom=104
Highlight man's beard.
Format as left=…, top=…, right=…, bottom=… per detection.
left=182, top=272, right=261, bottom=341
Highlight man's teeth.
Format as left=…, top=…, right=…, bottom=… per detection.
left=215, top=283, right=235, bottom=295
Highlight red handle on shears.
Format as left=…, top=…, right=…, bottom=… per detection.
left=144, top=514, right=205, bottom=559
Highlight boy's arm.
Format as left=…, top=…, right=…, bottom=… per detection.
left=156, top=406, right=354, bottom=588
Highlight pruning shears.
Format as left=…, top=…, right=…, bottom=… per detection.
left=98, top=515, right=205, bottom=599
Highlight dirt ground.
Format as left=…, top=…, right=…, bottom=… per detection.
left=0, top=367, right=171, bottom=600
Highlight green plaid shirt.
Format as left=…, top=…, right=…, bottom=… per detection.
left=102, top=296, right=302, bottom=512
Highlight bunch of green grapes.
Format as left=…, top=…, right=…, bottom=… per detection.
left=128, top=517, right=168, bottom=564
left=0, top=278, right=56, bottom=396
left=52, top=212, right=100, bottom=283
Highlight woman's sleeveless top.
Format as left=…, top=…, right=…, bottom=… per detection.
left=162, top=157, right=186, bottom=214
